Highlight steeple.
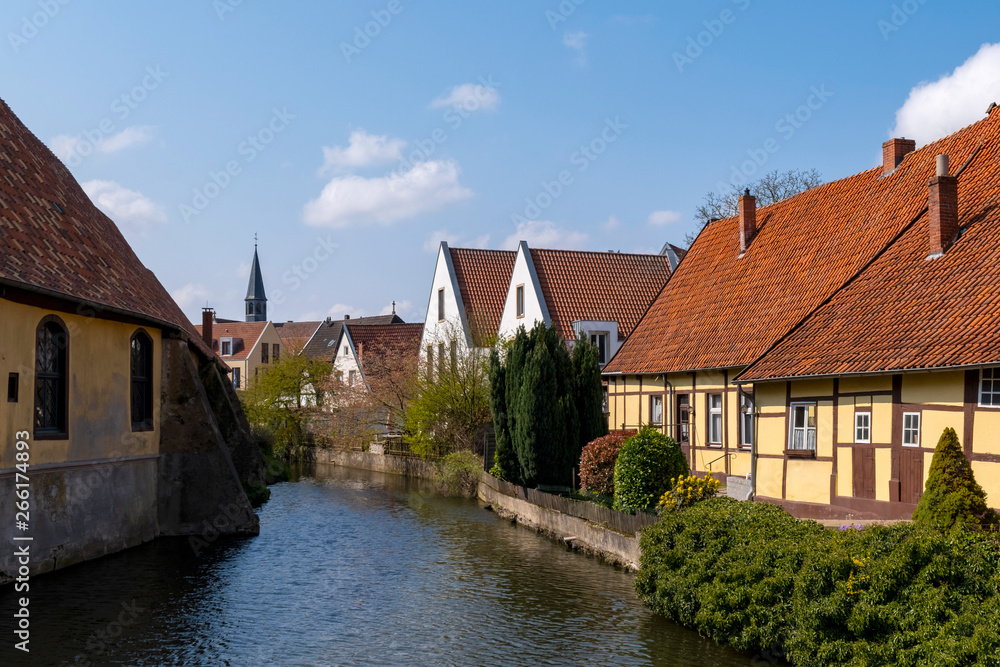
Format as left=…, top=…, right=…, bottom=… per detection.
left=245, top=237, right=267, bottom=322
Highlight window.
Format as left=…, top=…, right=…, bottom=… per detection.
left=336, top=371, right=344, bottom=383
left=348, top=370, right=356, bottom=385
left=233, top=368, right=240, bottom=389
left=7, top=373, right=18, bottom=402
left=903, top=413, right=921, bottom=446
left=344, top=345, right=349, bottom=356
left=272, top=344, right=279, bottom=361
left=789, top=403, right=818, bottom=450
left=590, top=333, right=608, bottom=365
left=247, top=303, right=253, bottom=316
left=261, top=344, right=269, bottom=364
left=221, top=339, right=232, bottom=356
left=708, top=394, right=723, bottom=444
left=130, top=331, right=154, bottom=431
left=981, top=368, right=1000, bottom=407
left=450, top=340, right=457, bottom=374
left=602, top=386, right=609, bottom=414
left=35, top=317, right=68, bottom=437
left=438, top=342, right=445, bottom=379
left=740, top=393, right=753, bottom=448
left=426, top=345, right=433, bottom=380
left=676, top=394, right=691, bottom=444
left=516, top=285, right=525, bottom=318
left=650, top=395, right=663, bottom=425
left=854, top=411, right=871, bottom=444
left=438, top=288, right=445, bottom=322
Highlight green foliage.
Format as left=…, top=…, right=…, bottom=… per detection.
left=657, top=474, right=720, bottom=512
left=636, top=498, right=1000, bottom=665
left=437, top=450, right=481, bottom=498
left=613, top=427, right=688, bottom=512
left=578, top=431, right=634, bottom=496
left=488, top=347, right=519, bottom=482
left=913, top=427, right=1000, bottom=533
left=242, top=481, right=271, bottom=507
left=515, top=335, right=567, bottom=486
left=572, top=335, right=608, bottom=465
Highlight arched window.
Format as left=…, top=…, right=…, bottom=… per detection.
left=131, top=331, right=154, bottom=431
left=35, top=316, right=68, bottom=437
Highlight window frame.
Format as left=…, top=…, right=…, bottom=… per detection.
left=221, top=338, right=233, bottom=356
left=272, top=343, right=279, bottom=362
left=8, top=373, right=18, bottom=403
left=232, top=367, right=240, bottom=389
left=787, top=402, right=818, bottom=452
left=261, top=343, right=269, bottom=364
left=449, top=340, right=457, bottom=375
left=515, top=284, right=525, bottom=318
left=739, top=392, right=754, bottom=449
left=707, top=393, right=723, bottom=445
left=34, top=315, right=69, bottom=440
left=437, top=341, right=446, bottom=379
left=980, top=368, right=1000, bottom=407
left=437, top=288, right=446, bottom=322
left=130, top=330, right=155, bottom=432
left=348, top=370, right=356, bottom=386
left=590, top=332, right=608, bottom=365
left=902, top=412, right=921, bottom=447
left=676, top=394, right=691, bottom=444
left=649, top=394, right=663, bottom=426
left=854, top=410, right=871, bottom=444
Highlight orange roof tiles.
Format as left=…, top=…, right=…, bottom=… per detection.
left=739, top=111, right=1000, bottom=381
left=449, top=247, right=516, bottom=344
left=274, top=321, right=321, bottom=352
left=605, top=112, right=1000, bottom=376
left=529, top=248, right=673, bottom=341
left=0, top=98, right=209, bottom=355
left=195, top=322, right=268, bottom=360
left=345, top=322, right=424, bottom=376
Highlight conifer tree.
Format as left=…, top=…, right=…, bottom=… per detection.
left=515, top=332, right=567, bottom=486
left=573, top=335, right=608, bottom=459
left=488, top=347, right=519, bottom=482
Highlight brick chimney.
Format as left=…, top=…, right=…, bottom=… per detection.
left=928, top=154, right=958, bottom=258
left=344, top=314, right=350, bottom=320
left=883, top=138, right=916, bottom=175
left=739, top=189, right=757, bottom=255
left=201, top=308, right=214, bottom=350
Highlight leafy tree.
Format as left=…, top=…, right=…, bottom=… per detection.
left=912, top=427, right=1000, bottom=533
left=573, top=335, right=608, bottom=459
left=683, top=168, right=823, bottom=246
left=613, top=427, right=688, bottom=512
left=488, top=347, right=519, bottom=482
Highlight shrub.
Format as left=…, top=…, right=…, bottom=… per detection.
left=579, top=431, right=634, bottom=496
left=242, top=481, right=271, bottom=507
left=613, top=427, right=688, bottom=512
left=437, top=450, right=481, bottom=498
left=657, top=473, right=720, bottom=512
left=913, top=427, right=1000, bottom=533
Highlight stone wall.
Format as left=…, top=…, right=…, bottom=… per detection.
left=313, top=449, right=439, bottom=481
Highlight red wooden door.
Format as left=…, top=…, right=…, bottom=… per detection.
left=900, top=449, right=924, bottom=504
left=853, top=448, right=875, bottom=499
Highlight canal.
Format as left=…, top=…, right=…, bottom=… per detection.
left=4, top=464, right=756, bottom=666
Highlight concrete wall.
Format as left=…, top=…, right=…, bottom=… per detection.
left=314, top=449, right=439, bottom=480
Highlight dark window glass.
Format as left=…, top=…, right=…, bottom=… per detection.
left=35, top=319, right=68, bottom=435
left=130, top=332, right=154, bottom=430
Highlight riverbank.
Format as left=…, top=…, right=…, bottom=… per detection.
left=312, top=448, right=439, bottom=480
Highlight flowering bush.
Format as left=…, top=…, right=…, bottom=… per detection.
left=578, top=430, right=634, bottom=496
left=657, top=474, right=720, bottom=512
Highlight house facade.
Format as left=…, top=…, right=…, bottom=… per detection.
left=605, top=109, right=1000, bottom=518
left=197, top=318, right=283, bottom=390
left=333, top=322, right=425, bottom=390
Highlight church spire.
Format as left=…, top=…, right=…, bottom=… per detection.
left=245, top=240, right=267, bottom=322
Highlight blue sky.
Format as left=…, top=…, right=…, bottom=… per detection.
left=3, top=1, right=998, bottom=324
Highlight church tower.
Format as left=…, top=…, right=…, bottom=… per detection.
left=245, top=241, right=267, bottom=322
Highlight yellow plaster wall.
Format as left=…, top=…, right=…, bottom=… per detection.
left=785, top=460, right=832, bottom=504
left=837, top=447, right=853, bottom=496
left=0, top=300, right=161, bottom=469
left=840, top=375, right=892, bottom=393
left=973, top=411, right=1000, bottom=455
left=922, top=409, right=963, bottom=449
left=756, top=457, right=784, bottom=498
left=817, top=401, right=834, bottom=459
left=790, top=379, right=834, bottom=398
left=875, top=448, right=892, bottom=501
left=872, top=395, right=893, bottom=444
left=730, top=450, right=751, bottom=477
left=901, top=371, right=964, bottom=406
left=973, top=461, right=1000, bottom=510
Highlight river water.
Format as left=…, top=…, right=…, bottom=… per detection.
left=3, top=464, right=757, bottom=666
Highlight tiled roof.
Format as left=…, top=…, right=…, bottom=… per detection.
left=606, top=111, right=998, bottom=376
left=449, top=247, right=516, bottom=344
left=529, top=248, right=673, bottom=341
left=739, top=110, right=1000, bottom=381
left=195, top=322, right=268, bottom=360
left=274, top=321, right=321, bottom=352
left=345, top=323, right=424, bottom=376
left=0, top=98, right=209, bottom=355
left=301, top=314, right=403, bottom=361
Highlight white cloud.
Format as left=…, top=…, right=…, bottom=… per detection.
left=380, top=300, right=412, bottom=317
left=430, top=83, right=501, bottom=113
left=82, top=180, right=167, bottom=234
left=327, top=303, right=359, bottom=318
left=171, top=283, right=210, bottom=312
left=320, top=129, right=405, bottom=173
left=303, top=160, right=473, bottom=228
left=647, top=210, right=682, bottom=226
left=564, top=31, right=588, bottom=65
left=422, top=230, right=489, bottom=253
left=50, top=125, right=155, bottom=162
left=891, top=42, right=1000, bottom=146
left=235, top=261, right=250, bottom=279
left=502, top=220, right=588, bottom=250
left=603, top=215, right=622, bottom=231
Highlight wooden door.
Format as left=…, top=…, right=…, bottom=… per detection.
left=853, top=448, right=875, bottom=499
left=900, top=449, right=925, bottom=504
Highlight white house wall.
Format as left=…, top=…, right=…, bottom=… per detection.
left=419, top=242, right=475, bottom=357
left=498, top=241, right=549, bottom=341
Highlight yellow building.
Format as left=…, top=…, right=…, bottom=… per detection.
left=197, top=318, right=283, bottom=390
left=0, top=98, right=260, bottom=582
left=605, top=109, right=1000, bottom=518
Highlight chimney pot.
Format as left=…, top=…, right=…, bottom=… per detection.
left=936, top=154, right=949, bottom=177
left=928, top=154, right=958, bottom=258
left=345, top=314, right=350, bottom=320
left=738, top=191, right=757, bottom=255
left=882, top=138, right=916, bottom=175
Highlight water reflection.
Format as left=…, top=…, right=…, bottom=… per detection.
left=2, top=463, right=754, bottom=666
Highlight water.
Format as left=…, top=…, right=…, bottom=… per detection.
left=3, top=464, right=755, bottom=666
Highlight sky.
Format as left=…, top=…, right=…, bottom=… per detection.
left=2, top=1, right=999, bottom=325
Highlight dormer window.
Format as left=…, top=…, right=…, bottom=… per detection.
left=221, top=338, right=233, bottom=356
left=590, top=333, right=608, bottom=364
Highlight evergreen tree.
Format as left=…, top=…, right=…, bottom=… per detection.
left=573, top=335, right=608, bottom=459
left=515, top=338, right=566, bottom=486
left=488, top=347, right=519, bottom=482
left=912, top=427, right=1000, bottom=532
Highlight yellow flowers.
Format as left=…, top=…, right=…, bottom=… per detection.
left=658, top=474, right=721, bottom=512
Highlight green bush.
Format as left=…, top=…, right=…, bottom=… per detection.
left=437, top=450, right=481, bottom=498
left=636, top=498, right=1000, bottom=665
left=612, top=427, right=688, bottom=512
left=913, top=427, right=1000, bottom=533
left=242, top=481, right=271, bottom=507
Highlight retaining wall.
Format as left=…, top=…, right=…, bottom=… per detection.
left=313, top=449, right=439, bottom=481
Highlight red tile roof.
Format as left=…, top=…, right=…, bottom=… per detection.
left=739, top=110, right=1000, bottom=381
left=0, top=99, right=211, bottom=355
left=274, top=321, right=321, bottom=353
left=449, top=247, right=516, bottom=344
left=195, top=322, right=268, bottom=360
left=607, top=111, right=1000, bottom=377
left=345, top=323, right=424, bottom=376
left=529, top=248, right=673, bottom=341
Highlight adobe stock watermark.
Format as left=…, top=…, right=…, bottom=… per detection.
left=8, top=0, right=72, bottom=54
left=672, top=0, right=751, bottom=74
left=340, top=0, right=414, bottom=64
left=714, top=85, right=833, bottom=192
left=877, top=0, right=930, bottom=40
left=545, top=0, right=586, bottom=30
left=213, top=0, right=248, bottom=21
left=511, top=117, right=627, bottom=226
left=71, top=600, right=147, bottom=666
left=387, top=74, right=501, bottom=184
left=271, top=235, right=340, bottom=304
left=57, top=66, right=169, bottom=168
left=179, top=107, right=294, bottom=224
